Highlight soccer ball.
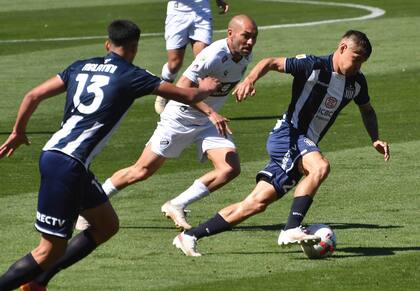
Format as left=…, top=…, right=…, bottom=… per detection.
left=301, top=224, right=336, bottom=259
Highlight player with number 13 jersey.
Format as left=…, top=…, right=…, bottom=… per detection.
left=43, top=52, right=161, bottom=167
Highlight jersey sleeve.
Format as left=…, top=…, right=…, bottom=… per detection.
left=285, top=55, right=316, bottom=78
left=182, top=52, right=215, bottom=84
left=354, top=74, right=370, bottom=105
left=129, top=68, right=162, bottom=98
left=58, top=60, right=81, bottom=87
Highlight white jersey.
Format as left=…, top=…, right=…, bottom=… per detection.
left=161, top=38, right=252, bottom=125
left=167, top=0, right=211, bottom=17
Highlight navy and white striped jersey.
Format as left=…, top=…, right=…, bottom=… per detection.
left=284, top=54, right=370, bottom=144
left=43, top=52, right=161, bottom=167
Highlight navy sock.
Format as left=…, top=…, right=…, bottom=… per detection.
left=284, top=195, right=313, bottom=230
left=185, top=213, right=231, bottom=240
left=0, top=253, right=43, bottom=290
left=35, top=230, right=97, bottom=286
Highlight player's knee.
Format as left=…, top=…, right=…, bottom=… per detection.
left=224, top=164, right=241, bottom=181
left=217, top=162, right=241, bottom=182
left=92, top=215, right=119, bottom=244
left=312, top=160, right=330, bottom=182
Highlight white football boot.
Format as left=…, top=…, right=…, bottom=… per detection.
left=161, top=201, right=192, bottom=230
left=173, top=232, right=201, bottom=257
left=75, top=215, right=90, bottom=231
left=278, top=226, right=321, bottom=247
left=154, top=96, right=168, bottom=114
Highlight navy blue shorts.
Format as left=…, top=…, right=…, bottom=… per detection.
left=35, top=150, right=108, bottom=239
left=256, top=119, right=320, bottom=198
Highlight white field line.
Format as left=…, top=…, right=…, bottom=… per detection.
left=0, top=1, right=385, bottom=44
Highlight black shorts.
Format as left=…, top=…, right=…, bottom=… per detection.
left=35, top=150, right=108, bottom=239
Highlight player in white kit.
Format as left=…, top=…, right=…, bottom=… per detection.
left=76, top=15, right=258, bottom=231
left=155, top=0, right=229, bottom=114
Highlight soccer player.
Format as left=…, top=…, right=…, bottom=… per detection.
left=76, top=15, right=258, bottom=232
left=172, top=30, right=391, bottom=256
left=154, top=0, right=229, bottom=114
left=0, top=20, right=218, bottom=290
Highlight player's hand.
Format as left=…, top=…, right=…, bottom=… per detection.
left=216, top=0, right=229, bottom=14
left=208, top=111, right=232, bottom=137
left=199, top=76, right=221, bottom=94
left=232, top=78, right=256, bottom=102
left=0, top=132, right=30, bottom=159
left=373, top=140, right=390, bottom=162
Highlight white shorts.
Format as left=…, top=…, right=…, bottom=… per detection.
left=148, top=118, right=235, bottom=161
left=165, top=12, right=212, bottom=50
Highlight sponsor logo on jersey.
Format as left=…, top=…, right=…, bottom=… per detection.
left=317, top=107, right=334, bottom=119
left=296, top=54, right=307, bottom=59
left=325, top=96, right=338, bottom=109
left=36, top=211, right=66, bottom=227
left=223, top=70, right=228, bottom=76
left=210, top=81, right=239, bottom=97
left=344, top=84, right=355, bottom=99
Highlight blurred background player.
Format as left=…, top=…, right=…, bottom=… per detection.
left=172, top=30, right=390, bottom=257
left=0, top=19, right=218, bottom=290
left=76, top=15, right=258, bottom=232
left=154, top=0, right=229, bottom=114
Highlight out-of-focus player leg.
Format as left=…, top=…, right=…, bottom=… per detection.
left=155, top=49, right=185, bottom=114
left=0, top=235, right=66, bottom=290
left=34, top=201, right=119, bottom=287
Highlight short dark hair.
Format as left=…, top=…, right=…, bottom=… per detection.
left=342, top=30, right=372, bottom=59
left=107, top=20, right=141, bottom=46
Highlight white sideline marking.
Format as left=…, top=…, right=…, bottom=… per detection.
left=0, top=1, right=385, bottom=44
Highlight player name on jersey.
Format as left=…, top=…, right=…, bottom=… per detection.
left=81, top=63, right=118, bottom=74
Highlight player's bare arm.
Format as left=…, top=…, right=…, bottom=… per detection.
left=233, top=57, right=286, bottom=102
left=359, top=102, right=390, bottom=161
left=0, top=76, right=65, bottom=158
left=153, top=76, right=220, bottom=105
left=216, top=0, right=229, bottom=14
left=195, top=101, right=232, bottom=137
left=176, top=75, right=231, bottom=137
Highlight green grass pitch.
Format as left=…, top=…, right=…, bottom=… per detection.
left=0, top=0, right=419, bottom=290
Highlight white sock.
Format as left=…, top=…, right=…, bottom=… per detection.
left=161, top=62, right=177, bottom=82
left=102, top=178, right=119, bottom=198
left=170, top=180, right=210, bottom=208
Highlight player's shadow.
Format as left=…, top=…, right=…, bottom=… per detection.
left=283, top=245, right=420, bottom=259
left=335, top=246, right=420, bottom=257
left=232, top=222, right=402, bottom=232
